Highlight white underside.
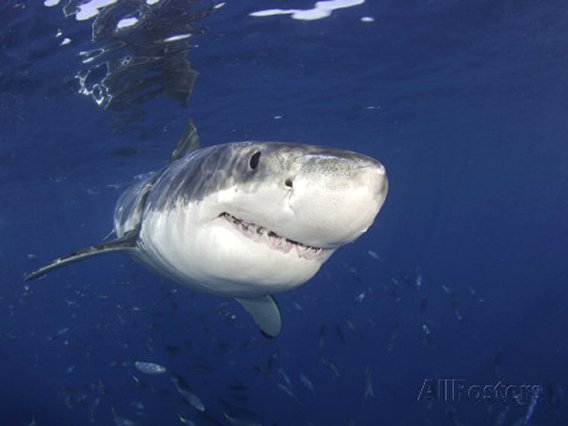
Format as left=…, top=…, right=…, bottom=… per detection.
left=136, top=204, right=332, bottom=298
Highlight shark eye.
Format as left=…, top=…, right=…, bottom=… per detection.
left=249, top=151, right=261, bottom=170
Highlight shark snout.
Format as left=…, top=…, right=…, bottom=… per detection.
left=283, top=153, right=388, bottom=249
left=366, top=160, right=388, bottom=201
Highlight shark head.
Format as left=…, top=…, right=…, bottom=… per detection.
left=134, top=142, right=388, bottom=297
left=211, top=143, right=387, bottom=248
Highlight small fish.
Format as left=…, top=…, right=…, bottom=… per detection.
left=415, top=272, right=423, bottom=289
left=111, top=406, right=136, bottom=426
left=171, top=373, right=190, bottom=390
left=277, top=383, right=299, bottom=401
left=354, top=291, right=365, bottom=303
left=445, top=403, right=462, bottom=426
left=267, top=350, right=279, bottom=373
left=321, top=356, right=340, bottom=377
left=334, top=324, right=346, bottom=344
left=364, top=366, right=374, bottom=399
left=494, top=406, right=510, bottom=426
left=386, top=322, right=400, bottom=352
left=96, top=379, right=108, bottom=396
left=421, top=324, right=433, bottom=348
left=300, top=373, right=315, bottom=393
left=223, top=413, right=262, bottom=426
left=291, top=301, right=303, bottom=311
left=131, top=401, right=144, bottom=411
left=218, top=397, right=256, bottom=418
left=346, top=320, right=361, bottom=339
left=318, top=325, right=327, bottom=350
left=467, top=286, right=484, bottom=303
left=348, top=266, right=363, bottom=284
left=278, top=368, right=292, bottom=388
left=442, top=284, right=463, bottom=321
left=75, top=394, right=88, bottom=406
left=63, top=391, right=74, bottom=410
left=451, top=299, right=463, bottom=320
left=134, top=361, right=167, bottom=375
left=0, top=331, right=16, bottom=340
left=171, top=374, right=205, bottom=412
left=176, top=412, right=196, bottom=425
left=520, top=385, right=542, bottom=425
left=367, top=250, right=381, bottom=260
left=218, top=308, right=237, bottom=322
left=183, top=391, right=205, bottom=412
left=89, top=397, right=100, bottom=423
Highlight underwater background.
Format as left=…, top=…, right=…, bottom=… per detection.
left=1, top=0, right=568, bottom=425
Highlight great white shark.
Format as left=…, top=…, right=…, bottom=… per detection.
left=26, top=123, right=388, bottom=337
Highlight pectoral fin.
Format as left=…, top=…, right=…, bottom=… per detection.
left=25, top=230, right=138, bottom=281
left=235, top=295, right=282, bottom=338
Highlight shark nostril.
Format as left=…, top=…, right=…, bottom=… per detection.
left=284, top=178, right=293, bottom=188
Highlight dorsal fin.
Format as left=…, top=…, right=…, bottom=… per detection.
left=170, top=119, right=200, bottom=162
left=24, top=230, right=139, bottom=281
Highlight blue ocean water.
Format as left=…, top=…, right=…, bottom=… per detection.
left=1, top=0, right=568, bottom=425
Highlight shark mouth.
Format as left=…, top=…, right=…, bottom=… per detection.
left=219, top=212, right=323, bottom=260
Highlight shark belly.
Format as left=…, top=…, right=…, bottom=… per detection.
left=136, top=205, right=331, bottom=298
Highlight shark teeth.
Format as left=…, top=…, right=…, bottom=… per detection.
left=219, top=212, right=322, bottom=260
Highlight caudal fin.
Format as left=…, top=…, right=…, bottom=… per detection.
left=25, top=231, right=138, bottom=281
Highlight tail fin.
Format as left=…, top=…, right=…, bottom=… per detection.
left=25, top=231, right=138, bottom=281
